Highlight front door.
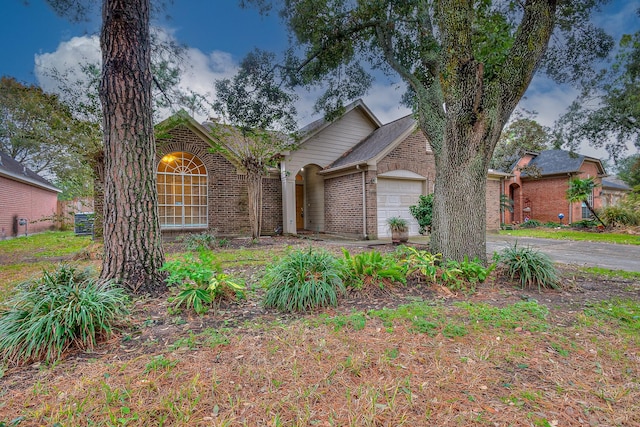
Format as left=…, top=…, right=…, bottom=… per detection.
left=295, top=184, right=304, bottom=230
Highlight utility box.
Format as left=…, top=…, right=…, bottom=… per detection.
left=74, top=213, right=95, bottom=236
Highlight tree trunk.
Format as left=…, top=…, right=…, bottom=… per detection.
left=247, top=171, right=263, bottom=240
left=430, top=116, right=492, bottom=263
left=99, top=0, right=166, bottom=295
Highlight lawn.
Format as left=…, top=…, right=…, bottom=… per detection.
left=0, top=232, right=639, bottom=426
left=498, top=227, right=640, bottom=245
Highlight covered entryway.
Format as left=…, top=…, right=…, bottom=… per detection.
left=376, top=172, right=426, bottom=238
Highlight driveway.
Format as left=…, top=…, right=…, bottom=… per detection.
left=485, top=233, right=640, bottom=273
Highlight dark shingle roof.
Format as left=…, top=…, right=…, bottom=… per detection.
left=521, top=149, right=603, bottom=177
left=602, top=177, right=631, bottom=191
left=0, top=151, right=60, bottom=192
left=328, top=115, right=416, bottom=169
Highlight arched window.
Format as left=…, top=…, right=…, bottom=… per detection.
left=157, top=152, right=208, bottom=229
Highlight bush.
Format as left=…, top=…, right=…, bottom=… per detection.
left=493, top=243, right=559, bottom=290
left=519, top=219, right=542, bottom=228
left=571, top=219, right=598, bottom=229
left=340, top=248, right=407, bottom=289
left=262, top=248, right=345, bottom=312
left=160, top=251, right=244, bottom=314
left=600, top=205, right=639, bottom=227
left=183, top=231, right=221, bottom=251
left=409, top=194, right=434, bottom=234
left=0, top=265, right=128, bottom=364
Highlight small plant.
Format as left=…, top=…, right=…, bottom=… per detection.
left=401, top=246, right=441, bottom=282
left=161, top=251, right=244, bottom=315
left=144, top=354, right=178, bottom=373
left=0, top=265, right=128, bottom=364
left=493, top=243, right=560, bottom=290
left=387, top=216, right=408, bottom=232
left=519, top=219, right=542, bottom=228
left=340, top=248, right=407, bottom=289
left=409, top=194, right=434, bottom=234
left=183, top=231, right=219, bottom=251
left=262, top=247, right=345, bottom=312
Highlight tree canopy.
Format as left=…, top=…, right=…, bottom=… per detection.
left=251, top=0, right=612, bottom=262
left=0, top=76, right=94, bottom=199
left=210, top=49, right=298, bottom=239
left=556, top=8, right=639, bottom=162
left=490, top=114, right=551, bottom=172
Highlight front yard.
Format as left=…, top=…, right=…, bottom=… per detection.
left=0, top=232, right=639, bottom=426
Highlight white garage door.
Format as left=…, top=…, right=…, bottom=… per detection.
left=377, top=178, right=423, bottom=238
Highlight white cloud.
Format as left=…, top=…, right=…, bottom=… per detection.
left=34, top=35, right=101, bottom=94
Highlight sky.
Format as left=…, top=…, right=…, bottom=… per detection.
left=1, top=0, right=639, bottom=163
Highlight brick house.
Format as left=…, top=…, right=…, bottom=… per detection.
left=158, top=100, right=504, bottom=239
left=502, top=149, right=608, bottom=225
left=0, top=151, right=61, bottom=238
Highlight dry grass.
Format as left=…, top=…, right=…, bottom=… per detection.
left=0, top=234, right=639, bottom=426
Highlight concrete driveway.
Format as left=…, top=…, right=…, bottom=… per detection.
left=485, top=233, right=640, bottom=273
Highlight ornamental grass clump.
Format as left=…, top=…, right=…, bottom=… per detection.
left=0, top=265, right=128, bottom=365
left=494, top=243, right=560, bottom=291
left=262, top=247, right=345, bottom=313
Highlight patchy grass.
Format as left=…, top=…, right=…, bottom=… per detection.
left=498, top=228, right=640, bottom=245
left=0, top=231, right=92, bottom=259
left=578, top=267, right=640, bottom=281
left=0, top=234, right=639, bottom=426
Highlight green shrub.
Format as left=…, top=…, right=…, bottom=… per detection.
left=262, top=248, right=345, bottom=312
left=446, top=257, right=495, bottom=284
left=161, top=251, right=244, bottom=315
left=409, top=194, right=434, bottom=234
left=401, top=246, right=441, bottom=282
left=182, top=231, right=225, bottom=251
left=571, top=219, right=598, bottom=229
left=600, top=205, right=639, bottom=227
left=340, top=248, right=406, bottom=289
left=519, top=219, right=542, bottom=228
left=493, top=243, right=560, bottom=290
left=0, top=265, right=128, bottom=364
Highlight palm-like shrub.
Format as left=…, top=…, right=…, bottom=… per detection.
left=262, top=248, right=345, bottom=312
left=493, top=244, right=560, bottom=290
left=0, top=265, right=128, bottom=364
left=340, top=248, right=407, bottom=289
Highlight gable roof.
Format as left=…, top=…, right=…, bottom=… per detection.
left=327, top=115, right=417, bottom=171
left=0, top=151, right=61, bottom=193
left=520, top=149, right=606, bottom=177
left=298, top=99, right=383, bottom=143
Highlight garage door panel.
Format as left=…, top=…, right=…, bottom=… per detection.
left=377, top=178, right=423, bottom=238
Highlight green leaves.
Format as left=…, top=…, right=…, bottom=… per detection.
left=493, top=243, right=560, bottom=291
left=262, top=248, right=345, bottom=312
left=0, top=265, right=128, bottom=365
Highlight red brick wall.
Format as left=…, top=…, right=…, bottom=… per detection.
left=157, top=125, right=282, bottom=237
left=324, top=173, right=364, bottom=236
left=486, top=179, right=501, bottom=231
left=377, top=130, right=436, bottom=179
left=0, top=175, right=58, bottom=238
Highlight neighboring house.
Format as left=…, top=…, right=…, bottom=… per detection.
left=601, top=177, right=632, bottom=207
left=156, top=100, right=504, bottom=239
left=501, top=149, right=607, bottom=225
left=0, top=151, right=61, bottom=238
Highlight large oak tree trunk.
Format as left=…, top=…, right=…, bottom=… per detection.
left=99, top=0, right=166, bottom=295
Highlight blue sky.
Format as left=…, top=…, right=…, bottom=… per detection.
left=1, top=0, right=639, bottom=159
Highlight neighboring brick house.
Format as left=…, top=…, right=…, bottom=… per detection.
left=0, top=151, right=61, bottom=238
left=502, top=149, right=607, bottom=225
left=159, top=101, right=504, bottom=239
left=601, top=177, right=632, bottom=207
